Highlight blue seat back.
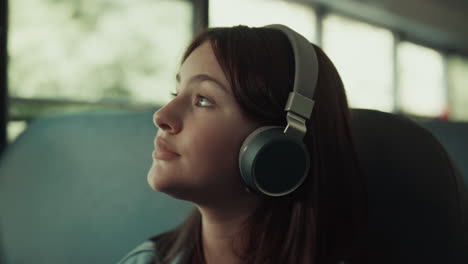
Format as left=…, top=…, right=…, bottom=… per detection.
left=0, top=110, right=193, bottom=263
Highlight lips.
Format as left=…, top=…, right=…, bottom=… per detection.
left=154, top=137, right=180, bottom=160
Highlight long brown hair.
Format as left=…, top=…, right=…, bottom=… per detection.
left=150, top=25, right=367, bottom=264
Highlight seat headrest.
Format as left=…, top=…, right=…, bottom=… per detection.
left=351, top=108, right=468, bottom=263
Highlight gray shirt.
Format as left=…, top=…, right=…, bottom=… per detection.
left=116, top=241, right=185, bottom=264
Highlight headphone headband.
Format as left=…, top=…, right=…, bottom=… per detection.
left=264, top=24, right=318, bottom=139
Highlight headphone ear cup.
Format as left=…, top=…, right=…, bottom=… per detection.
left=239, top=126, right=310, bottom=196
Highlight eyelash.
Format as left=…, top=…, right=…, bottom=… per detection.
left=170, top=92, right=214, bottom=107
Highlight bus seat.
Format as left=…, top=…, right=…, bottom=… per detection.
left=418, top=119, right=468, bottom=186
left=351, top=109, right=468, bottom=263
left=0, top=110, right=194, bottom=264
left=0, top=108, right=467, bottom=263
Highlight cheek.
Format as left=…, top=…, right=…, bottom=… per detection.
left=183, top=106, right=257, bottom=172
left=185, top=124, right=245, bottom=183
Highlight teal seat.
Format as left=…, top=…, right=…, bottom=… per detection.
left=0, top=109, right=467, bottom=263
left=0, top=110, right=193, bottom=263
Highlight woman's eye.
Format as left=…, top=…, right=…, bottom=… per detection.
left=195, top=95, right=213, bottom=107
left=169, top=92, right=213, bottom=108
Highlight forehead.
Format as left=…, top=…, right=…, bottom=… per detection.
left=179, top=42, right=230, bottom=88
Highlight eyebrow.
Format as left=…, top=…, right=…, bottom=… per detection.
left=176, top=73, right=230, bottom=94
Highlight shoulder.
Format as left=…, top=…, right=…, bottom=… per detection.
left=116, top=240, right=157, bottom=264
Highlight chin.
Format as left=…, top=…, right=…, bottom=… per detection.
left=146, top=160, right=178, bottom=191
left=146, top=166, right=192, bottom=199
left=146, top=166, right=158, bottom=191
left=147, top=167, right=173, bottom=192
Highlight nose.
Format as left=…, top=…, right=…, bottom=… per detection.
left=153, top=104, right=182, bottom=134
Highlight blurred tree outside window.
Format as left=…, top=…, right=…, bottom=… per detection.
left=7, top=0, right=193, bottom=142
left=8, top=0, right=192, bottom=106
left=397, top=42, right=446, bottom=117
left=209, top=0, right=316, bottom=42
left=448, top=56, right=468, bottom=121
left=323, top=14, right=394, bottom=112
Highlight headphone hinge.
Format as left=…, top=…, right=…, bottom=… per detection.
left=284, top=112, right=307, bottom=139
left=284, top=92, right=313, bottom=139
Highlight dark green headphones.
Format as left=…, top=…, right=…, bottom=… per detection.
left=238, top=24, right=318, bottom=197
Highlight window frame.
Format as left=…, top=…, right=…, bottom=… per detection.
left=1, top=0, right=8, bottom=152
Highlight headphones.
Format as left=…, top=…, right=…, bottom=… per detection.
left=238, top=24, right=319, bottom=197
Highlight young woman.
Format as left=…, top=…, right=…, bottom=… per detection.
left=118, top=24, right=367, bottom=264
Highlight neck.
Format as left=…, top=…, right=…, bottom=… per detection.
left=196, top=194, right=261, bottom=264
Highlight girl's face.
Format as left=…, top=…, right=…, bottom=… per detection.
left=147, top=42, right=260, bottom=205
